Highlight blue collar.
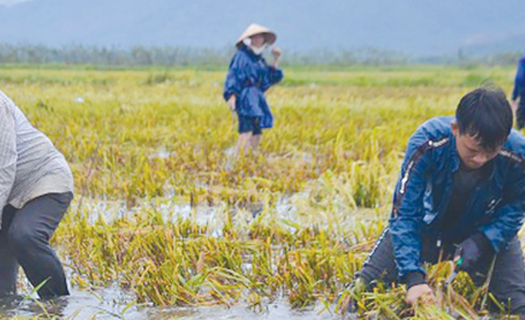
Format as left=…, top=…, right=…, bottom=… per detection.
left=240, top=45, right=262, bottom=60
left=450, top=137, right=460, bottom=173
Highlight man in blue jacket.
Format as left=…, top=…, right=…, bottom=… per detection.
left=512, top=55, right=525, bottom=129
left=346, top=87, right=525, bottom=315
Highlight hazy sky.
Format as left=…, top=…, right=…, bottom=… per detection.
left=0, top=0, right=522, bottom=54
left=0, top=0, right=32, bottom=6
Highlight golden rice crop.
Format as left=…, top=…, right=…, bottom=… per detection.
left=0, top=64, right=518, bottom=319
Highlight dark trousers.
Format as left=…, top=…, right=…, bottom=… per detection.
left=358, top=228, right=525, bottom=314
left=517, top=98, right=525, bottom=130
left=237, top=114, right=262, bottom=135
left=0, top=192, right=72, bottom=299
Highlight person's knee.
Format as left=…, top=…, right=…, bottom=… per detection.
left=508, top=291, right=525, bottom=315
left=7, top=223, right=42, bottom=253
left=517, top=109, right=525, bottom=129
left=512, top=304, right=525, bottom=316
left=490, top=289, right=525, bottom=315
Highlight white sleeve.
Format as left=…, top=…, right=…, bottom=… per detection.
left=0, top=101, right=17, bottom=219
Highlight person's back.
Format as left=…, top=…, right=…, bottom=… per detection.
left=0, top=89, right=74, bottom=298
left=0, top=91, right=74, bottom=210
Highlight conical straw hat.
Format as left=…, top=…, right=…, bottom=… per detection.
left=236, top=23, right=277, bottom=48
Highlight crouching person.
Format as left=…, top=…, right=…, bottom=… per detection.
left=0, top=90, right=74, bottom=298
left=342, top=87, right=525, bottom=316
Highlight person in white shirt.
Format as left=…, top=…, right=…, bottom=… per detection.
left=0, top=90, right=74, bottom=298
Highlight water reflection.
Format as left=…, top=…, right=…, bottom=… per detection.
left=0, top=289, right=339, bottom=319
left=32, top=194, right=371, bottom=319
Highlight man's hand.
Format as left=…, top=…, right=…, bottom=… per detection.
left=227, top=95, right=236, bottom=112
left=511, top=100, right=518, bottom=114
left=271, top=46, right=282, bottom=68
left=271, top=46, right=282, bottom=60
left=338, top=292, right=354, bottom=315
left=405, top=284, right=435, bottom=306
left=454, top=233, right=489, bottom=271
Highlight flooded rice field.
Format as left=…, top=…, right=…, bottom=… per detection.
left=1, top=288, right=340, bottom=319
left=5, top=194, right=361, bottom=319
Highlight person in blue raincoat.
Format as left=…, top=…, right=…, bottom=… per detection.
left=511, top=54, right=525, bottom=128
left=223, top=24, right=283, bottom=153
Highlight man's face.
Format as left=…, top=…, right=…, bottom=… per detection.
left=452, top=122, right=501, bottom=170
left=250, top=35, right=265, bottom=48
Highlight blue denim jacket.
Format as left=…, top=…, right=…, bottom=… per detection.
left=390, top=116, right=525, bottom=278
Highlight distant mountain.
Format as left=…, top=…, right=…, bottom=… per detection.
left=0, top=0, right=523, bottom=55
left=463, top=34, right=525, bottom=56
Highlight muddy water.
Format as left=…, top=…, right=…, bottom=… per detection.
left=0, top=287, right=340, bottom=319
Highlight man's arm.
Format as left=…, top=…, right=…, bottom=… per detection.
left=389, top=130, right=435, bottom=285
left=223, top=51, right=248, bottom=103
left=0, top=102, right=17, bottom=219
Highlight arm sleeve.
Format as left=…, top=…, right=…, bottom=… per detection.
left=480, top=158, right=525, bottom=252
left=223, top=52, right=248, bottom=101
left=261, top=66, right=283, bottom=92
left=267, top=66, right=283, bottom=85
left=389, top=130, right=433, bottom=279
left=0, top=102, right=17, bottom=217
left=512, top=59, right=525, bottom=101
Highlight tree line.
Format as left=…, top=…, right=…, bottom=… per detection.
left=0, top=43, right=521, bottom=67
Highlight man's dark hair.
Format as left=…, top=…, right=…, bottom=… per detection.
left=456, top=87, right=513, bottom=151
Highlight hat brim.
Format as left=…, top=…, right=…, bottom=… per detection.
left=236, top=32, right=277, bottom=49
